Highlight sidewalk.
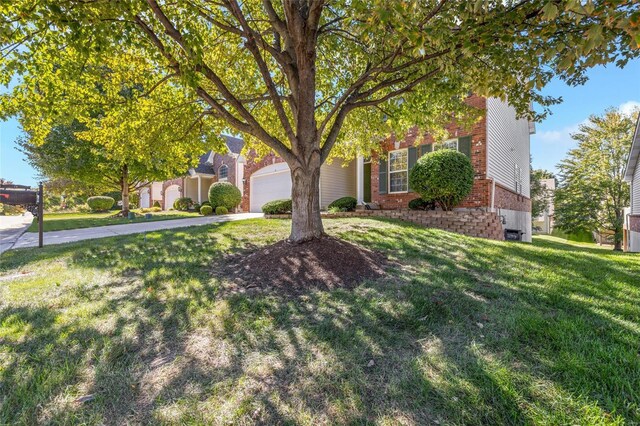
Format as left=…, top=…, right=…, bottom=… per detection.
left=0, top=213, right=33, bottom=255
left=10, top=213, right=264, bottom=250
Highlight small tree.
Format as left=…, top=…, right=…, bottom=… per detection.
left=409, top=150, right=474, bottom=211
left=555, top=108, right=635, bottom=250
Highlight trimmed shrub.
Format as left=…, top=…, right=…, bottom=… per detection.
left=208, top=182, right=241, bottom=211
left=140, top=207, right=162, bottom=213
left=200, top=205, right=213, bottom=216
left=215, top=206, right=229, bottom=215
left=261, top=198, right=292, bottom=214
left=173, top=197, right=192, bottom=211
left=408, top=197, right=436, bottom=211
left=87, top=196, right=115, bottom=212
left=193, top=203, right=201, bottom=212
left=409, top=150, right=474, bottom=211
left=201, top=201, right=211, bottom=207
left=153, top=200, right=161, bottom=208
left=328, top=196, right=357, bottom=212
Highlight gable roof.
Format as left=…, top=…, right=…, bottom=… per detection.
left=189, top=135, right=245, bottom=176
left=224, top=135, right=244, bottom=155
left=624, top=113, right=640, bottom=183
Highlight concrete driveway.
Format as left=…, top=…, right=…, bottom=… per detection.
left=0, top=213, right=34, bottom=255
left=9, top=213, right=264, bottom=251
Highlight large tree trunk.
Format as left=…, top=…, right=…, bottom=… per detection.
left=289, top=161, right=324, bottom=243
left=120, top=164, right=130, bottom=217
left=613, top=209, right=623, bottom=251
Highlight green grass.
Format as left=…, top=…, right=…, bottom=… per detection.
left=1, top=218, right=639, bottom=425
left=27, top=210, right=200, bottom=232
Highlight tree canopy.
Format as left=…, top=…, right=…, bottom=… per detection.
left=2, top=0, right=638, bottom=240
left=554, top=108, right=636, bottom=250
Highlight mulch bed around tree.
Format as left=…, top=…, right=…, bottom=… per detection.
left=216, top=236, right=387, bottom=295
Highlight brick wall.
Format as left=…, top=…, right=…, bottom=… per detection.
left=372, top=95, right=490, bottom=210
left=211, top=153, right=237, bottom=187
left=629, top=214, right=640, bottom=233
left=240, top=152, right=285, bottom=212
left=493, top=183, right=531, bottom=212
left=266, top=209, right=505, bottom=241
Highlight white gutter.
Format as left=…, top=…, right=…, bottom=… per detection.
left=624, top=113, right=640, bottom=182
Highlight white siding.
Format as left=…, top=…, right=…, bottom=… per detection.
left=633, top=163, right=640, bottom=214
left=486, top=98, right=531, bottom=198
left=320, top=160, right=357, bottom=209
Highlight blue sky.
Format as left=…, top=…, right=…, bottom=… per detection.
left=1, top=58, right=639, bottom=186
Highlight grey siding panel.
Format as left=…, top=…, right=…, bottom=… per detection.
left=486, top=97, right=531, bottom=198
left=320, top=159, right=357, bottom=209
left=633, top=164, right=640, bottom=214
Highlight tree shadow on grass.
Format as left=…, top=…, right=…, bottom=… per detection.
left=1, top=217, right=639, bottom=424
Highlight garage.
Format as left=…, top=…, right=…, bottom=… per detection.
left=250, top=163, right=291, bottom=212
left=139, top=188, right=150, bottom=209
left=164, top=184, right=180, bottom=210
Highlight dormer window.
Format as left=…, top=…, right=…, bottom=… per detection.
left=218, top=164, right=229, bottom=181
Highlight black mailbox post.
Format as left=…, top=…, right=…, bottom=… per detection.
left=0, top=183, right=44, bottom=247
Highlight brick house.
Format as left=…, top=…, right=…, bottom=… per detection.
left=623, top=113, right=640, bottom=252
left=139, top=135, right=245, bottom=210
left=240, top=95, right=534, bottom=241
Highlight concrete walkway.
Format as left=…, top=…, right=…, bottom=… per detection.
left=10, top=213, right=264, bottom=250
left=0, top=213, right=34, bottom=255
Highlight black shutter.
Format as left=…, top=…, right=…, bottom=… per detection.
left=458, top=136, right=472, bottom=159
left=408, top=147, right=417, bottom=192
left=378, top=156, right=388, bottom=195
left=419, top=144, right=432, bottom=158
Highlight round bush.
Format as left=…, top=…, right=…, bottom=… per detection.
left=261, top=199, right=292, bottom=214
left=200, top=205, right=213, bottom=216
left=173, top=197, right=192, bottom=211
left=328, top=196, right=357, bottom=212
left=87, top=196, right=115, bottom=212
left=408, top=197, right=436, bottom=211
left=409, top=150, right=474, bottom=211
left=208, top=182, right=241, bottom=211
left=153, top=200, right=161, bottom=208
left=215, top=206, right=229, bottom=215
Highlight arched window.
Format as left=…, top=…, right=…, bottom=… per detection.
left=218, top=164, right=229, bottom=180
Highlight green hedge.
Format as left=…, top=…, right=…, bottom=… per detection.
left=215, top=206, right=229, bottom=215
left=208, top=182, right=241, bottom=211
left=200, top=205, right=213, bottom=216
left=328, top=196, right=357, bottom=212
left=408, top=198, right=436, bottom=211
left=409, top=150, right=474, bottom=211
left=173, top=197, right=192, bottom=211
left=87, top=196, right=115, bottom=212
left=262, top=199, right=292, bottom=214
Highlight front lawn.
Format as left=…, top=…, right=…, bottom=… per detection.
left=1, top=218, right=639, bottom=424
left=27, top=210, right=200, bottom=232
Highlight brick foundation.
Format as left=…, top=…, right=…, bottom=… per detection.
left=630, top=214, right=640, bottom=233
left=493, top=183, right=531, bottom=212
left=266, top=209, right=505, bottom=241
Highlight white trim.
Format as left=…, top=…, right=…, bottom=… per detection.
left=434, top=138, right=459, bottom=151
left=388, top=148, right=409, bottom=194
left=356, top=155, right=364, bottom=204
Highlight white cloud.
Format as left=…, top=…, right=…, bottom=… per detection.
left=534, top=122, right=583, bottom=146
left=619, top=100, right=640, bottom=116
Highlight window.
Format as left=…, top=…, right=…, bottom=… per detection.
left=434, top=138, right=458, bottom=151
left=389, top=149, right=408, bottom=193
left=218, top=164, right=229, bottom=181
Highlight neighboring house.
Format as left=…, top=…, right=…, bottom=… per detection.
left=533, top=178, right=556, bottom=234
left=139, top=136, right=245, bottom=210
left=623, top=113, right=640, bottom=252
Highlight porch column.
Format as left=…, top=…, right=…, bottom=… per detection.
left=356, top=155, right=364, bottom=205
left=197, top=176, right=202, bottom=203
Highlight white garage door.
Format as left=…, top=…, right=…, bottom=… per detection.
left=250, top=163, right=291, bottom=213
left=165, top=185, right=180, bottom=210
left=140, top=188, right=150, bottom=208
